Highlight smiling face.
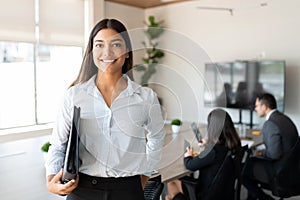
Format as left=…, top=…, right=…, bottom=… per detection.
left=92, top=28, right=128, bottom=74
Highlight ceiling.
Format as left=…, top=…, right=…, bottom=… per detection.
left=105, top=0, right=192, bottom=9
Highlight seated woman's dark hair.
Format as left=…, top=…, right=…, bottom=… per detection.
left=206, top=109, right=241, bottom=150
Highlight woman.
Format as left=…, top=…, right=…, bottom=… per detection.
left=167, top=109, right=241, bottom=200
left=45, top=18, right=165, bottom=200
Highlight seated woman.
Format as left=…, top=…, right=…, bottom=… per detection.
left=166, top=109, right=241, bottom=200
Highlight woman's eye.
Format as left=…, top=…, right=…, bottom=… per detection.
left=95, top=43, right=104, bottom=48
left=112, top=43, right=122, bottom=48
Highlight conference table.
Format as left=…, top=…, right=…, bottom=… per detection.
left=156, top=122, right=263, bottom=183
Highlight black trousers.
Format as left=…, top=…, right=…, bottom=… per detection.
left=172, top=193, right=187, bottom=200
left=242, top=157, right=274, bottom=199
left=67, top=173, right=145, bottom=200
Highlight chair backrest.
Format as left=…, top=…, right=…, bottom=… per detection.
left=144, top=178, right=164, bottom=200
left=271, top=137, right=300, bottom=197
left=181, top=146, right=247, bottom=200
left=181, top=176, right=198, bottom=200
left=234, top=145, right=249, bottom=200
left=202, top=153, right=233, bottom=200
left=203, top=145, right=247, bottom=200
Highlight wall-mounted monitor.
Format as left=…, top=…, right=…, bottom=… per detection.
left=204, top=60, right=285, bottom=112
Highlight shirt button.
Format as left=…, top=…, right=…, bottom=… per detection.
left=91, top=179, right=97, bottom=185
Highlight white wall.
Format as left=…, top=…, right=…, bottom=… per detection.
left=105, top=2, right=146, bottom=76
left=105, top=0, right=300, bottom=131
left=105, top=2, right=144, bottom=29
left=141, top=0, right=300, bottom=131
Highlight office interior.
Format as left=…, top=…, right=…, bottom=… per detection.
left=1, top=0, right=300, bottom=199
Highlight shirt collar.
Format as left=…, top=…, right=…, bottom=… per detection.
left=84, top=74, right=141, bottom=97
left=266, top=109, right=277, bottom=120
left=123, top=74, right=141, bottom=96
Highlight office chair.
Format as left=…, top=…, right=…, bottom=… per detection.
left=181, top=145, right=248, bottom=200
left=259, top=137, right=300, bottom=200
left=144, top=175, right=164, bottom=200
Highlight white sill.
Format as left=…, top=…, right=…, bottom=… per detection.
left=0, top=123, right=54, bottom=143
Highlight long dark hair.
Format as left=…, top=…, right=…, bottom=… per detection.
left=71, top=18, right=133, bottom=86
left=206, top=109, right=241, bottom=150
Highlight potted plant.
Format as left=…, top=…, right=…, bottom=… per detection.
left=135, top=15, right=165, bottom=86
left=171, top=118, right=182, bottom=134
left=41, top=141, right=51, bottom=161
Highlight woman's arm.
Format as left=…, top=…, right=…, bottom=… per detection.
left=46, top=169, right=79, bottom=195
left=144, top=93, right=166, bottom=175
left=184, top=147, right=216, bottom=171
left=45, top=89, right=74, bottom=193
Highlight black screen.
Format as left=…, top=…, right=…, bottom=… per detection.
left=204, top=60, right=285, bottom=112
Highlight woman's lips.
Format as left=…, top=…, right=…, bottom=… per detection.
left=101, top=59, right=116, bottom=63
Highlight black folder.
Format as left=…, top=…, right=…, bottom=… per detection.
left=61, top=106, right=80, bottom=183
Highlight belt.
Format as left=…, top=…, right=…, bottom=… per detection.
left=78, top=173, right=141, bottom=190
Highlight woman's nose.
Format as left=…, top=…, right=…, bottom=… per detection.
left=103, top=45, right=113, bottom=56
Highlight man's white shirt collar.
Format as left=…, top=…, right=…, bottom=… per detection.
left=266, top=109, right=277, bottom=120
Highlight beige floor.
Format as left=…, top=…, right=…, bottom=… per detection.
left=0, top=135, right=65, bottom=200
left=0, top=135, right=299, bottom=200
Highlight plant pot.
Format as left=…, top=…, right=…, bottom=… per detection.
left=171, top=125, right=181, bottom=134
left=42, top=152, right=48, bottom=162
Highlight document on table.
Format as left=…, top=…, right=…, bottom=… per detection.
left=241, top=139, right=254, bottom=148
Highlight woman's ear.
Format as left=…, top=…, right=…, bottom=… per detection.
left=125, top=48, right=130, bottom=58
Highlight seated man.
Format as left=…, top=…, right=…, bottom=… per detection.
left=242, top=93, right=298, bottom=200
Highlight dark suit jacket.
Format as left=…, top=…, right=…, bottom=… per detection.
left=242, top=111, right=298, bottom=192
left=262, top=110, right=298, bottom=167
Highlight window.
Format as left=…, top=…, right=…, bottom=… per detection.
left=36, top=45, right=82, bottom=123
left=0, top=42, right=35, bottom=128
left=0, top=42, right=82, bottom=129
left=0, top=0, right=84, bottom=129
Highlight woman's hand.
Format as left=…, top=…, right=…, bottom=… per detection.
left=46, top=168, right=79, bottom=195
left=184, top=147, right=194, bottom=157
left=140, top=175, right=150, bottom=189
left=256, top=149, right=264, bottom=157
left=198, top=138, right=207, bottom=147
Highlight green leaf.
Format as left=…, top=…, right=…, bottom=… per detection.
left=41, top=141, right=51, bottom=152
left=148, top=16, right=156, bottom=26
left=138, top=15, right=165, bottom=85
left=141, top=65, right=156, bottom=85
left=171, top=119, right=182, bottom=126
left=146, top=27, right=164, bottom=40
left=154, top=50, right=164, bottom=58
left=146, top=48, right=154, bottom=54
left=143, top=58, right=149, bottom=64
left=134, top=64, right=146, bottom=71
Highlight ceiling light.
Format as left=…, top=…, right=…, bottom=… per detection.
left=197, top=6, right=234, bottom=16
